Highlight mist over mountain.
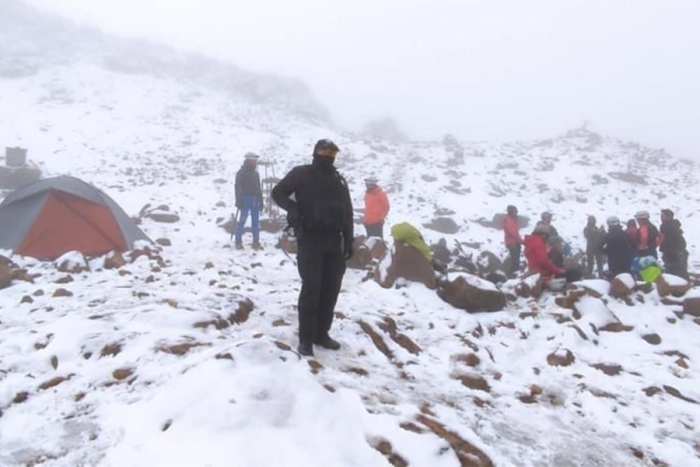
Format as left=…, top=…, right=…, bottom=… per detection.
left=1, top=3, right=699, bottom=467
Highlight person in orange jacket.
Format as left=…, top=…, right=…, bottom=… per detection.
left=503, top=205, right=522, bottom=277
left=363, top=177, right=390, bottom=238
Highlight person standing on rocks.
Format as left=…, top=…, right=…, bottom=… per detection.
left=659, top=209, right=689, bottom=279
left=634, top=210, right=658, bottom=259
left=538, top=211, right=559, bottom=238
left=503, top=205, right=522, bottom=277
left=234, top=152, right=263, bottom=250
left=362, top=177, right=390, bottom=239
left=603, top=216, right=634, bottom=277
left=271, top=139, right=354, bottom=357
left=583, top=215, right=606, bottom=278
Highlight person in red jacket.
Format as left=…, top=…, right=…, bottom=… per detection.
left=503, top=205, right=522, bottom=277
left=363, top=177, right=390, bottom=238
left=523, top=224, right=565, bottom=279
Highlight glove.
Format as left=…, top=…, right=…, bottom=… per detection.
left=235, top=199, right=243, bottom=209
left=343, top=240, right=354, bottom=260
left=258, top=199, right=264, bottom=212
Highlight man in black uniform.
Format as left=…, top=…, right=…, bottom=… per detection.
left=271, top=139, right=354, bottom=357
left=659, top=209, right=689, bottom=279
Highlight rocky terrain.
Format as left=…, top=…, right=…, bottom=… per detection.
left=1, top=2, right=699, bottom=466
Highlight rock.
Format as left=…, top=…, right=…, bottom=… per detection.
left=104, top=251, right=126, bottom=270
left=344, top=236, right=373, bottom=270
left=423, top=217, right=459, bottom=234
left=0, top=255, right=16, bottom=267
left=112, top=368, right=134, bottom=380
left=642, top=333, right=662, bottom=345
left=219, top=216, right=236, bottom=234
left=476, top=251, right=503, bottom=276
left=55, top=251, right=88, bottom=274
left=656, top=274, right=691, bottom=298
left=366, top=237, right=388, bottom=260
left=515, top=273, right=545, bottom=299
left=458, top=374, right=491, bottom=392
left=52, top=288, right=73, bottom=298
left=437, top=274, right=506, bottom=312
left=375, top=243, right=436, bottom=290
left=0, top=263, right=13, bottom=289
left=155, top=238, right=172, bottom=247
left=149, top=211, right=180, bottom=223
left=547, top=349, right=575, bottom=367
left=610, top=274, right=634, bottom=300
left=259, top=218, right=286, bottom=234
left=278, top=233, right=297, bottom=255
left=683, top=297, right=700, bottom=317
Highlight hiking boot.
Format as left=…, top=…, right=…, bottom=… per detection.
left=297, top=341, right=314, bottom=357
left=314, top=335, right=341, bottom=351
left=252, top=242, right=263, bottom=251
left=235, top=242, right=244, bottom=250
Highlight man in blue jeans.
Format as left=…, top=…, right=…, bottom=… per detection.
left=234, top=152, right=263, bottom=250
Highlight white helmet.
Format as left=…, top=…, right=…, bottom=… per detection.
left=635, top=210, right=650, bottom=220
left=606, top=216, right=620, bottom=226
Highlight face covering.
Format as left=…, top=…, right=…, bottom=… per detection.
left=312, top=154, right=335, bottom=169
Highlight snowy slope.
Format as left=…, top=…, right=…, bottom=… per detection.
left=1, top=3, right=700, bottom=467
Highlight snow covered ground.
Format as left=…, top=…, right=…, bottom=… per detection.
left=1, top=4, right=700, bottom=467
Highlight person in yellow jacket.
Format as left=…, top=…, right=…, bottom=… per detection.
left=390, top=222, right=432, bottom=261
left=362, top=177, right=390, bottom=239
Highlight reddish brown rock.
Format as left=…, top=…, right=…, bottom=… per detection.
left=278, top=233, right=297, bottom=255
left=345, top=236, right=373, bottom=270
left=52, top=288, right=73, bottom=298
left=656, top=274, right=691, bottom=298
left=547, top=349, right=575, bottom=367
left=0, top=263, right=14, bottom=289
left=610, top=276, right=633, bottom=300
left=105, top=251, right=127, bottom=270
left=683, top=297, right=700, bottom=317
left=375, top=242, right=436, bottom=290
left=437, top=274, right=506, bottom=312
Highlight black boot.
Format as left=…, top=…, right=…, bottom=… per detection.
left=297, top=341, right=314, bottom=357
left=314, top=335, right=341, bottom=350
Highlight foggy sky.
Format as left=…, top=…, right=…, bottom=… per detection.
left=29, top=0, right=700, bottom=159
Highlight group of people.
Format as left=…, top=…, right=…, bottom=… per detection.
left=235, top=139, right=692, bottom=357
left=234, top=139, right=390, bottom=356
left=504, top=205, right=691, bottom=283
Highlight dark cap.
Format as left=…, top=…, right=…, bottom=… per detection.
left=314, top=139, right=340, bottom=154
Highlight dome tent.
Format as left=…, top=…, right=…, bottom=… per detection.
left=0, top=176, right=151, bottom=260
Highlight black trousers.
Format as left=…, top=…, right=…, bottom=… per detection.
left=587, top=252, right=605, bottom=278
left=364, top=222, right=384, bottom=239
left=664, top=252, right=689, bottom=280
left=296, top=238, right=346, bottom=344
left=507, top=244, right=521, bottom=277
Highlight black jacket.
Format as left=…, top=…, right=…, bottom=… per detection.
left=584, top=225, right=606, bottom=254
left=271, top=157, right=353, bottom=246
left=235, top=162, right=262, bottom=207
left=603, top=225, right=634, bottom=275
left=660, top=219, right=687, bottom=256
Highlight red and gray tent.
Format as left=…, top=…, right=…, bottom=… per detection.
left=0, top=176, right=151, bottom=260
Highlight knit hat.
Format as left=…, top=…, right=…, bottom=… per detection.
left=244, top=152, right=260, bottom=160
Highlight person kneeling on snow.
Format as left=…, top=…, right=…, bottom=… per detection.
left=524, top=224, right=565, bottom=280
left=390, top=222, right=447, bottom=273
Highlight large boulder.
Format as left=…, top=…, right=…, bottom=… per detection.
left=476, top=250, right=503, bottom=276
left=437, top=273, right=506, bottom=312
left=610, top=273, right=634, bottom=300
left=375, top=243, right=436, bottom=289
left=0, top=263, right=13, bottom=289
left=656, top=274, right=691, bottom=298
left=366, top=237, right=388, bottom=260
left=346, top=236, right=373, bottom=270
left=683, top=297, right=700, bottom=317
left=422, top=217, right=459, bottom=234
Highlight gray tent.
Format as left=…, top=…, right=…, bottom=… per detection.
left=0, top=176, right=151, bottom=260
